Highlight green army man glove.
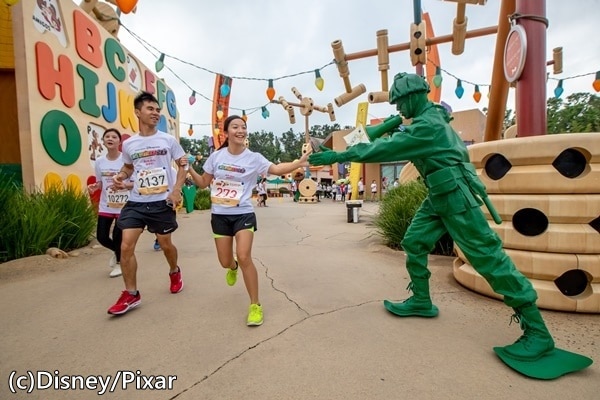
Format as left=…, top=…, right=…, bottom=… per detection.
left=309, top=145, right=342, bottom=166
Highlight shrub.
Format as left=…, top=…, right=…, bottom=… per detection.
left=193, top=188, right=211, bottom=210
left=3, top=190, right=63, bottom=261
left=375, top=180, right=427, bottom=249
left=375, top=180, right=454, bottom=256
left=278, top=187, right=290, bottom=194
left=0, top=174, right=96, bottom=262
left=43, top=185, right=96, bottom=251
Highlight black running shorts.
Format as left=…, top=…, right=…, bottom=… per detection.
left=117, top=200, right=178, bottom=235
left=211, top=213, right=257, bottom=237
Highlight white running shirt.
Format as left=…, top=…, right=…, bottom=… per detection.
left=95, top=153, right=129, bottom=215
left=121, top=131, right=185, bottom=203
left=202, top=147, right=271, bottom=215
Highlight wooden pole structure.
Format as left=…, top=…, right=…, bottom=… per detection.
left=342, top=26, right=498, bottom=61
left=412, top=0, right=424, bottom=77
left=484, top=0, right=515, bottom=142
left=271, top=88, right=335, bottom=202
left=271, top=87, right=335, bottom=154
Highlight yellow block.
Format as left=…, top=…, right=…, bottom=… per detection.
left=348, top=102, right=368, bottom=200
left=66, top=174, right=82, bottom=192
left=43, top=172, right=63, bottom=192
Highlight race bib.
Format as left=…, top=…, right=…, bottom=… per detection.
left=136, top=168, right=168, bottom=195
left=211, top=179, right=243, bottom=207
left=106, top=187, right=129, bottom=208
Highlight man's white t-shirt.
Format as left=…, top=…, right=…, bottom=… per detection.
left=121, top=131, right=185, bottom=203
left=202, top=147, right=271, bottom=215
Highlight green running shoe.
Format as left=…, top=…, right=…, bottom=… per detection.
left=226, top=260, right=238, bottom=286
left=247, top=303, right=263, bottom=326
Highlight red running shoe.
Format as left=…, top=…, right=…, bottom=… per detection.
left=107, top=291, right=141, bottom=315
left=169, top=267, right=183, bottom=293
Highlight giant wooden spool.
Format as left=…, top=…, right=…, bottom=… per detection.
left=453, top=132, right=600, bottom=313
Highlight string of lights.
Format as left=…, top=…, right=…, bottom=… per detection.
left=119, top=22, right=335, bottom=129
left=119, top=23, right=599, bottom=131
left=428, top=59, right=599, bottom=102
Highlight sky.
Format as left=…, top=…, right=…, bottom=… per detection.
left=114, top=0, right=600, bottom=140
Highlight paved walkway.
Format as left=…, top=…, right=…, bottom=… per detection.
left=1, top=198, right=598, bottom=399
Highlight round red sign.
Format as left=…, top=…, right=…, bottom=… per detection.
left=504, top=25, right=527, bottom=83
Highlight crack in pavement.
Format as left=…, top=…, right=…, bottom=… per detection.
left=169, top=300, right=383, bottom=400
left=167, top=258, right=383, bottom=399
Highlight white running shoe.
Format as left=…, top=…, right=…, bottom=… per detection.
left=109, top=263, right=122, bottom=278
left=109, top=253, right=117, bottom=268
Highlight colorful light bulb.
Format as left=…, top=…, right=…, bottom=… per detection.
left=155, top=53, right=165, bottom=73
left=220, top=77, right=231, bottom=97
left=116, top=0, right=138, bottom=14
left=241, top=110, right=248, bottom=122
left=266, top=79, right=275, bottom=101
left=314, top=69, right=324, bottom=91
left=473, top=85, right=482, bottom=103
left=216, top=106, right=224, bottom=121
left=261, top=106, right=270, bottom=119
left=455, top=79, right=464, bottom=99
left=554, top=79, right=564, bottom=98
left=593, top=71, right=600, bottom=92
left=187, top=125, right=193, bottom=136
left=189, top=91, right=196, bottom=105
left=432, top=66, right=443, bottom=88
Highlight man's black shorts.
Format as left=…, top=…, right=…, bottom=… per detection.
left=117, top=200, right=178, bottom=234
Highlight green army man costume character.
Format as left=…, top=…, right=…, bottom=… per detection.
left=309, top=72, right=556, bottom=363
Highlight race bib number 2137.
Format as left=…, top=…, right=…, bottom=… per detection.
left=136, top=168, right=168, bottom=195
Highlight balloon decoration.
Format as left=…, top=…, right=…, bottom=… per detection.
left=116, top=0, right=138, bottom=14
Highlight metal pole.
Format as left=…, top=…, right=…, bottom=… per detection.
left=515, top=0, right=547, bottom=136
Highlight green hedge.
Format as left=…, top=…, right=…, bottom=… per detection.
left=0, top=176, right=96, bottom=263
left=375, top=180, right=454, bottom=256
left=193, top=187, right=211, bottom=210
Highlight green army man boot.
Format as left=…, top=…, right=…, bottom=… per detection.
left=502, top=303, right=555, bottom=361
left=384, top=278, right=439, bottom=317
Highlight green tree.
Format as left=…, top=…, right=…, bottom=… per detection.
left=279, top=128, right=303, bottom=162
left=248, top=130, right=282, bottom=162
left=179, top=137, right=210, bottom=158
left=483, top=92, right=599, bottom=136
left=309, top=123, right=344, bottom=139
left=547, top=92, right=600, bottom=134
left=180, top=136, right=211, bottom=174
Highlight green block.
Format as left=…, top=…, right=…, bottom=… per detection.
left=182, top=186, right=197, bottom=213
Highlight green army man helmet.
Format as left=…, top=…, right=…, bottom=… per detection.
left=389, top=72, right=430, bottom=104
